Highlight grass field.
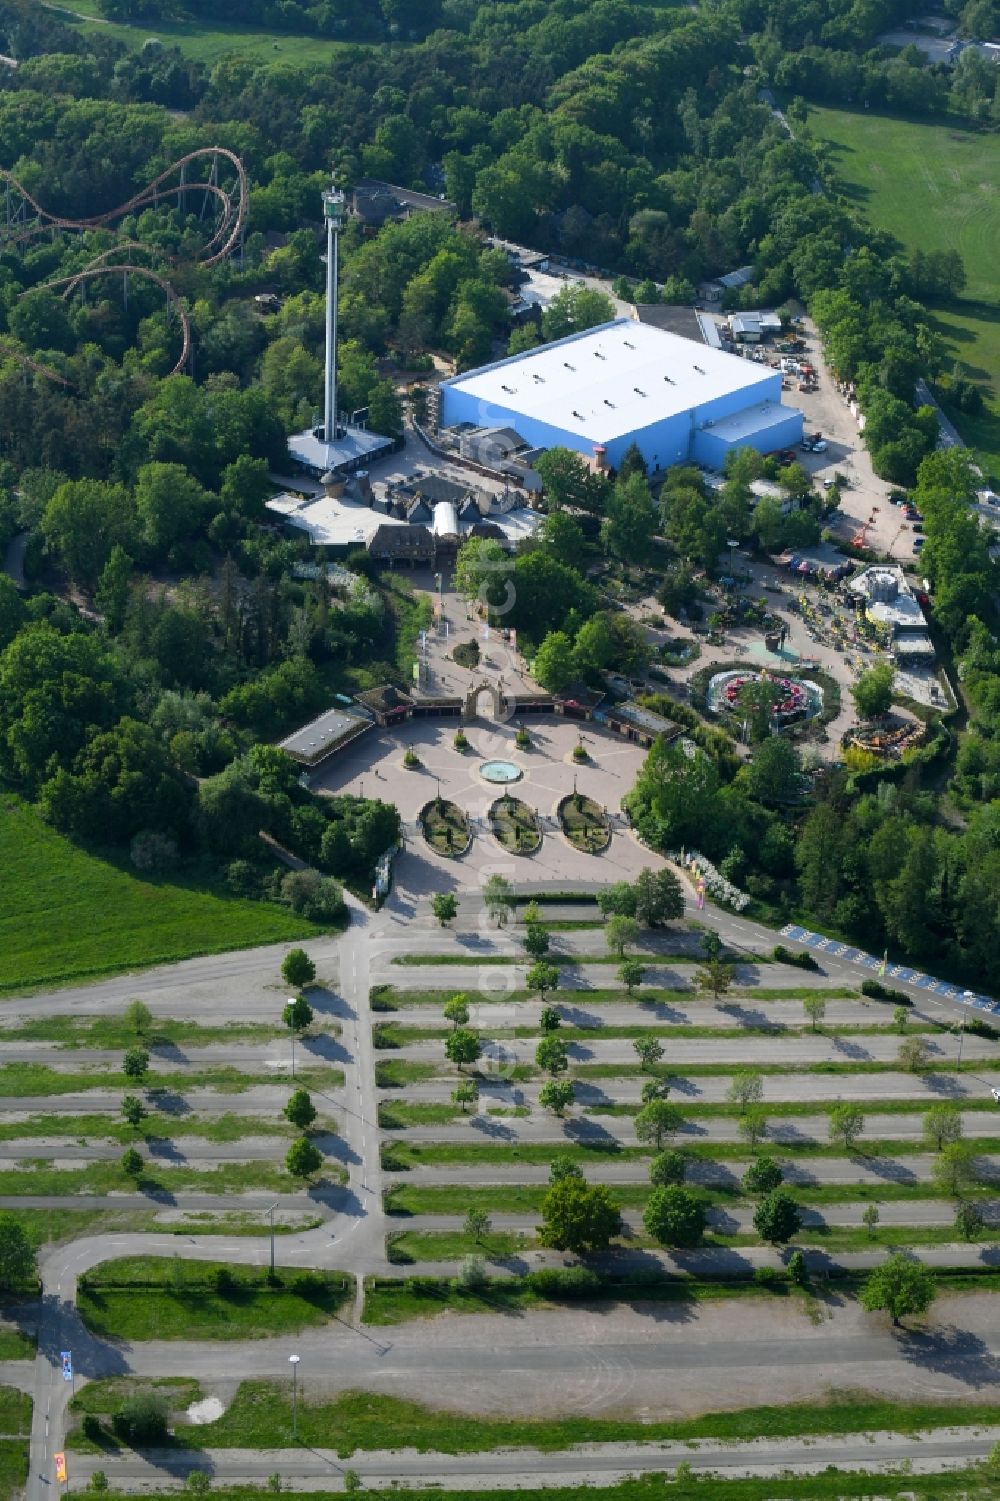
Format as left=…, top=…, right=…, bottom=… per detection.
left=97, top=1380, right=1000, bottom=1455
left=806, top=105, right=1000, bottom=479
left=77, top=1259, right=352, bottom=1341
left=50, top=2, right=360, bottom=65
left=0, top=797, right=315, bottom=993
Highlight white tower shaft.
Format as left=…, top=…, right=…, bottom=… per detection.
left=322, top=180, right=345, bottom=445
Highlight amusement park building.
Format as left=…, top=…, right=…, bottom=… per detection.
left=439, top=319, right=803, bottom=474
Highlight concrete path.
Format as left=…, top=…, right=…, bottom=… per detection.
left=64, top=1426, right=1000, bottom=1491
left=386, top=1150, right=1000, bottom=1190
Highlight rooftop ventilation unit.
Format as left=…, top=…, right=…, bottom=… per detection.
left=594, top=351, right=606, bottom=360
left=634, top=387, right=646, bottom=396
left=623, top=340, right=635, bottom=349
left=693, top=365, right=705, bottom=374
left=564, top=362, right=575, bottom=370
left=572, top=409, right=584, bottom=420
left=501, top=383, right=515, bottom=394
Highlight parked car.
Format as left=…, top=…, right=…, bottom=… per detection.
left=913, top=537, right=925, bottom=550
left=992, top=1087, right=1000, bottom=1104
left=811, top=439, right=828, bottom=453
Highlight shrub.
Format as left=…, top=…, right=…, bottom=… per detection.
left=525, top=1266, right=601, bottom=1297
left=454, top=1254, right=488, bottom=1290
left=772, top=944, right=819, bottom=971
left=211, top=1265, right=236, bottom=1294
left=787, top=1249, right=809, bottom=1286
left=403, top=748, right=421, bottom=768
left=453, top=729, right=469, bottom=751
left=861, top=980, right=910, bottom=1005
left=572, top=741, right=588, bottom=762
left=82, top=1414, right=104, bottom=1443
left=280, top=869, right=345, bottom=924
left=515, top=727, right=531, bottom=749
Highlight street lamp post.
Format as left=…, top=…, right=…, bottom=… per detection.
left=289, top=1354, right=301, bottom=1441
left=287, top=998, right=297, bottom=1078
left=267, top=1201, right=278, bottom=1279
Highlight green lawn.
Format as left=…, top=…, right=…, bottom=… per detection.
left=111, top=1380, right=1000, bottom=1457
left=77, top=1260, right=352, bottom=1341
left=49, top=1, right=363, bottom=65
left=0, top=797, right=317, bottom=993
left=806, top=105, right=1000, bottom=479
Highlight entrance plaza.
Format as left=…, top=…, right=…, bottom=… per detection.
left=311, top=713, right=666, bottom=894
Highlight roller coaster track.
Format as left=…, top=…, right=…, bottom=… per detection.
left=0, top=337, right=73, bottom=387
left=0, top=147, right=247, bottom=382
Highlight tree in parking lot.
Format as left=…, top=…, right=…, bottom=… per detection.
left=923, top=1103, right=962, bottom=1152
left=633, top=868, right=684, bottom=927
left=523, top=923, right=550, bottom=961
left=738, top=1106, right=769, bottom=1151
left=954, top=1201, right=985, bottom=1241
left=535, top=1035, right=569, bottom=1076
left=753, top=1190, right=802, bottom=1245
left=121, top=1095, right=147, bottom=1129
left=635, top=1099, right=683, bottom=1150
left=539, top=1079, right=575, bottom=1117
left=862, top=1203, right=880, bottom=1241
left=644, top=1186, right=705, bottom=1248
left=539, top=1006, right=561, bottom=1033
left=598, top=883, right=637, bottom=919
left=122, top=1047, right=149, bottom=1083
left=803, top=995, right=826, bottom=1032
left=650, top=1150, right=686, bottom=1187
left=121, top=1147, right=143, bottom=1177
left=285, top=1088, right=317, bottom=1130
left=452, top=1080, right=479, bottom=1113
left=829, top=1103, right=865, bottom=1152
left=283, top=994, right=313, bottom=1033
left=281, top=949, right=315, bottom=988
left=432, top=892, right=458, bottom=926
left=526, top=961, right=559, bottom=1000
left=286, top=1136, right=323, bottom=1178
left=727, top=1068, right=764, bottom=1114
left=606, top=915, right=639, bottom=957
left=443, top=994, right=470, bottom=1029
left=539, top=1177, right=621, bottom=1254
left=464, top=1208, right=491, bottom=1242
left=860, top=1252, right=936, bottom=1326
left=694, top=960, right=733, bottom=999
left=742, top=1156, right=783, bottom=1196
left=483, top=874, right=515, bottom=927
left=633, top=1035, right=664, bottom=1071
left=932, top=1141, right=977, bottom=1198
left=446, top=1028, right=482, bottom=1072
left=619, top=958, right=645, bottom=996
left=898, top=1036, right=931, bottom=1073
left=124, top=1000, right=152, bottom=1037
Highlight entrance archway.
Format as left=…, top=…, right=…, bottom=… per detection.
left=464, top=681, right=508, bottom=721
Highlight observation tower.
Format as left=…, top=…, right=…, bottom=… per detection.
left=287, top=177, right=394, bottom=478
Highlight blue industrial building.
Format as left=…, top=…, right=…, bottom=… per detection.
left=439, top=319, right=803, bottom=474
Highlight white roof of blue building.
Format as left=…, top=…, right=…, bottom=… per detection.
left=441, top=320, right=776, bottom=447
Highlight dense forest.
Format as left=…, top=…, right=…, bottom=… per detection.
left=0, top=0, right=996, bottom=980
